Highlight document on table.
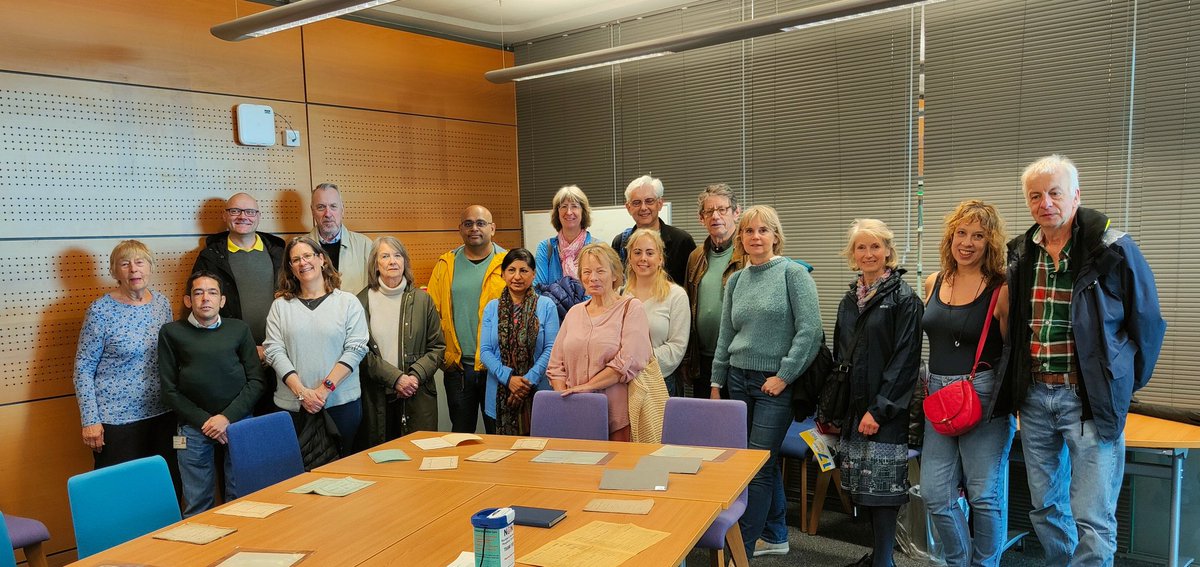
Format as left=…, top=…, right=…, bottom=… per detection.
left=287, top=476, right=374, bottom=497
left=512, top=437, right=549, bottom=450
left=531, top=450, right=610, bottom=465
left=517, top=521, right=670, bottom=567
left=152, top=523, right=236, bottom=545
left=635, top=455, right=702, bottom=474
left=650, top=445, right=728, bottom=461
left=210, top=550, right=310, bottom=567
left=368, top=449, right=412, bottom=463
left=599, top=469, right=668, bottom=491
left=411, top=433, right=483, bottom=450
left=420, top=456, right=459, bottom=470
left=446, top=551, right=475, bottom=567
left=466, top=449, right=515, bottom=463
left=214, top=501, right=292, bottom=519
left=583, top=498, right=654, bottom=515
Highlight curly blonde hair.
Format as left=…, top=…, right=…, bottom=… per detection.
left=939, top=200, right=1006, bottom=284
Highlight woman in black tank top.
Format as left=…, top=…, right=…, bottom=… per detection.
left=920, top=201, right=1016, bottom=567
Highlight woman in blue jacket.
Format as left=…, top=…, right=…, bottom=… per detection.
left=534, top=185, right=594, bottom=287
left=480, top=248, right=560, bottom=435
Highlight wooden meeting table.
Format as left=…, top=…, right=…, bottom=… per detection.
left=316, top=432, right=768, bottom=510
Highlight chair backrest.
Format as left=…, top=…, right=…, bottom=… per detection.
left=226, top=411, right=305, bottom=495
left=0, top=513, right=17, bottom=567
left=530, top=390, right=609, bottom=440
left=67, top=456, right=181, bottom=558
left=661, top=398, right=748, bottom=449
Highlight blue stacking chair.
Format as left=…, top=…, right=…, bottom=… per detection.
left=67, top=456, right=181, bottom=558
left=226, top=411, right=305, bottom=496
left=661, top=397, right=750, bottom=567
left=530, top=390, right=609, bottom=441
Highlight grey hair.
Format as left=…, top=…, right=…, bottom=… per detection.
left=695, top=183, right=738, bottom=214
left=1021, top=154, right=1080, bottom=195
left=624, top=175, right=664, bottom=201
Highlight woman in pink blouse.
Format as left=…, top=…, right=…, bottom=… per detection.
left=546, top=243, right=651, bottom=441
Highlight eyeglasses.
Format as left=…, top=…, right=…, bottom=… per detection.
left=226, top=208, right=260, bottom=217
left=628, top=197, right=659, bottom=208
left=699, top=206, right=733, bottom=218
left=460, top=220, right=492, bottom=230
left=289, top=252, right=319, bottom=266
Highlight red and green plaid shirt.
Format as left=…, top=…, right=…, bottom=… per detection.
left=1029, top=228, right=1076, bottom=373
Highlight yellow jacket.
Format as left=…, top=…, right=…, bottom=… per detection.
left=426, top=244, right=507, bottom=371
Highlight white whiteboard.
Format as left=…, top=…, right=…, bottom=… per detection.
left=522, top=203, right=673, bottom=251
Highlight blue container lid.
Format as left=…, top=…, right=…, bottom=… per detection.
left=471, top=507, right=514, bottom=529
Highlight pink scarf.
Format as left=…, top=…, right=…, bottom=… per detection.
left=558, top=230, right=587, bottom=279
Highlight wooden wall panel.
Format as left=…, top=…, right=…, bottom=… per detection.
left=0, top=397, right=102, bottom=558
left=303, top=19, right=516, bottom=125
left=0, top=0, right=304, bottom=102
left=307, top=105, right=520, bottom=232
left=0, top=72, right=313, bottom=239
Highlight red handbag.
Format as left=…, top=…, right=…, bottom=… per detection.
left=922, top=286, right=1000, bottom=437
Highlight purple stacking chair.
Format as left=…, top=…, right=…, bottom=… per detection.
left=3, top=514, right=48, bottom=567
left=661, top=397, right=750, bottom=567
left=530, top=390, right=608, bottom=441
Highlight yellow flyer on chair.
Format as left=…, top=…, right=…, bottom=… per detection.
left=800, top=427, right=837, bottom=472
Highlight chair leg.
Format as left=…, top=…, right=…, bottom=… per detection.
left=832, top=469, right=854, bottom=515
left=800, top=458, right=810, bottom=533
left=709, top=547, right=725, bottom=567
left=808, top=467, right=833, bottom=535
left=725, top=522, right=749, bottom=567
left=23, top=542, right=48, bottom=567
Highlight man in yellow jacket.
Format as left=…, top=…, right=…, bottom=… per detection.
left=427, top=205, right=507, bottom=433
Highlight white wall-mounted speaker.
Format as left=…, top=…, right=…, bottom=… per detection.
left=235, top=104, right=276, bottom=146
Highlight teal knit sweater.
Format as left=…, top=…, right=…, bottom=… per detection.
left=711, top=256, right=823, bottom=386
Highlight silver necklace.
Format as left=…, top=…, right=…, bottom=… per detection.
left=950, top=275, right=985, bottom=348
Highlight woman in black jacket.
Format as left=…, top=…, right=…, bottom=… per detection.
left=834, top=219, right=923, bottom=567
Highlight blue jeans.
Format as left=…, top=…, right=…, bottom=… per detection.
left=444, top=364, right=486, bottom=433
left=177, top=424, right=235, bottom=518
left=728, top=367, right=793, bottom=558
left=1020, top=381, right=1124, bottom=567
left=761, top=463, right=789, bottom=545
left=921, top=370, right=1015, bottom=567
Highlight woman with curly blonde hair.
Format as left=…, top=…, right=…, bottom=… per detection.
left=921, top=200, right=1015, bottom=567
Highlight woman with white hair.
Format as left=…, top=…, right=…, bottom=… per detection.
left=833, top=218, right=923, bottom=567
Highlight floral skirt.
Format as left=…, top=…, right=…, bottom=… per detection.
left=837, top=430, right=910, bottom=507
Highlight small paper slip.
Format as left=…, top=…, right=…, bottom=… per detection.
left=635, top=455, right=702, bottom=474
left=411, top=433, right=483, bottom=450
left=530, top=450, right=610, bottom=465
left=583, top=498, right=655, bottom=515
left=152, top=523, right=236, bottom=545
left=466, top=449, right=515, bottom=463
left=650, top=444, right=727, bottom=461
left=800, top=426, right=837, bottom=472
left=512, top=437, right=548, bottom=450
left=420, top=456, right=459, bottom=470
left=211, top=550, right=310, bottom=567
left=368, top=449, right=412, bottom=463
left=518, top=521, right=669, bottom=567
left=287, top=476, right=374, bottom=497
left=599, top=468, right=668, bottom=491
left=446, top=551, right=475, bottom=567
left=214, top=501, right=292, bottom=519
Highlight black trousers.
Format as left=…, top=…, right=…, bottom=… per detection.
left=93, top=411, right=182, bottom=499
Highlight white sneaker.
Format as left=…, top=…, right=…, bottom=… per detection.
left=753, top=540, right=789, bottom=556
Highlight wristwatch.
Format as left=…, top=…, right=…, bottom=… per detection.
left=323, top=379, right=337, bottom=391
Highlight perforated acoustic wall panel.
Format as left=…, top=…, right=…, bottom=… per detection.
left=307, top=105, right=520, bottom=232
left=0, top=72, right=312, bottom=238
left=0, top=238, right=201, bottom=405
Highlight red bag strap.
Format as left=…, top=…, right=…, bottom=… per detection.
left=969, top=285, right=1002, bottom=381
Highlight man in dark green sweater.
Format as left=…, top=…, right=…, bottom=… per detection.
left=159, top=271, right=264, bottom=517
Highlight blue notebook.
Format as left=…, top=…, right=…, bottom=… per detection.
left=510, top=506, right=567, bottom=528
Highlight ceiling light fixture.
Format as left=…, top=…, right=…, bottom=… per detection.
left=211, top=0, right=396, bottom=42
left=485, top=0, right=939, bottom=83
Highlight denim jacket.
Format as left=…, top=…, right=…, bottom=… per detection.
left=1003, top=207, right=1166, bottom=441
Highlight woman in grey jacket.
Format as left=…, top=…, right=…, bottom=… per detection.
left=355, top=236, right=445, bottom=449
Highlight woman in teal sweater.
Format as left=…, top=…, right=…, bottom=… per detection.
left=711, top=205, right=823, bottom=559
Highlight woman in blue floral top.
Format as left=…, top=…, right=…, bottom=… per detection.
left=73, top=240, right=178, bottom=484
